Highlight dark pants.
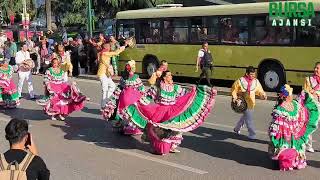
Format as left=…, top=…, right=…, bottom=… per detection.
left=199, top=66, right=213, bottom=87
left=9, top=57, right=16, bottom=65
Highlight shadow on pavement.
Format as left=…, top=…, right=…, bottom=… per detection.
left=81, top=107, right=101, bottom=115
left=1, top=107, right=48, bottom=121
left=307, top=160, right=320, bottom=168
left=188, top=126, right=269, bottom=144
left=51, top=117, right=152, bottom=153
left=182, top=126, right=273, bottom=169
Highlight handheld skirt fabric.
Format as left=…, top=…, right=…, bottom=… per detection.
left=122, top=85, right=217, bottom=132
left=43, top=82, right=87, bottom=116
left=268, top=92, right=320, bottom=170
left=0, top=79, right=19, bottom=108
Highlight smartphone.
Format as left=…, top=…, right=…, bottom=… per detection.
left=25, top=133, right=31, bottom=147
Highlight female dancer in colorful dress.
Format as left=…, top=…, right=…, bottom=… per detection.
left=52, top=45, right=73, bottom=78
left=148, top=60, right=168, bottom=86
left=0, top=55, right=19, bottom=108
left=268, top=84, right=320, bottom=171
left=39, top=58, right=87, bottom=120
left=121, top=70, right=217, bottom=155
left=102, top=60, right=145, bottom=135
left=303, top=62, right=320, bottom=153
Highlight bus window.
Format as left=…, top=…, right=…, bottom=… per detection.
left=190, top=17, right=203, bottom=43
left=252, top=16, right=273, bottom=44
left=276, top=27, right=292, bottom=45
left=163, top=19, right=188, bottom=43
left=205, top=17, right=219, bottom=43
left=138, top=20, right=161, bottom=44
left=190, top=17, right=219, bottom=43
left=296, top=13, right=320, bottom=46
left=118, top=20, right=135, bottom=39
left=221, top=17, right=248, bottom=44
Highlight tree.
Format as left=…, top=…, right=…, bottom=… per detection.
left=50, top=0, right=173, bottom=27
left=0, top=0, right=37, bottom=24
left=46, top=0, right=51, bottom=30
left=105, top=0, right=173, bottom=9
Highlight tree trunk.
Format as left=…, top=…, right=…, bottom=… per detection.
left=46, top=0, right=51, bottom=30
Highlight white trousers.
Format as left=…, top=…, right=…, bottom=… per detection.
left=100, top=75, right=116, bottom=108
left=234, top=109, right=256, bottom=137
left=18, top=71, right=35, bottom=98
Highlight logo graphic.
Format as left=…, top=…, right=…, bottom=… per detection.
left=269, top=1, right=315, bottom=27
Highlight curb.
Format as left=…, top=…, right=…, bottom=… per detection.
left=75, top=75, right=279, bottom=101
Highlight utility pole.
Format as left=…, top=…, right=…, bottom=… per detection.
left=87, top=0, right=93, bottom=38
left=22, top=0, right=28, bottom=40
left=46, top=0, right=51, bottom=30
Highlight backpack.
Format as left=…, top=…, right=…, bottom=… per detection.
left=0, top=152, right=35, bottom=180
left=200, top=49, right=213, bottom=68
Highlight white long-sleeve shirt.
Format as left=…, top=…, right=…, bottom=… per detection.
left=15, top=50, right=30, bottom=65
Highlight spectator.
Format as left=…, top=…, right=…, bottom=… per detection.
left=62, top=28, right=68, bottom=43
left=2, top=118, right=50, bottom=180
left=0, top=31, right=7, bottom=47
left=3, top=41, right=12, bottom=64
left=78, top=38, right=87, bottom=74
left=9, top=38, right=17, bottom=66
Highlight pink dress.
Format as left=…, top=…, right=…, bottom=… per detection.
left=41, top=67, right=87, bottom=116
left=102, top=74, right=145, bottom=135
left=121, top=83, right=217, bottom=155
left=0, top=65, right=20, bottom=108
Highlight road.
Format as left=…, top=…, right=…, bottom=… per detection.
left=0, top=74, right=319, bottom=180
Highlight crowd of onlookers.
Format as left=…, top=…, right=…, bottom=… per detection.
left=0, top=30, right=124, bottom=77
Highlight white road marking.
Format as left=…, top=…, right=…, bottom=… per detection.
left=85, top=141, right=208, bottom=174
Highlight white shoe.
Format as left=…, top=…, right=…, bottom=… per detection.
left=306, top=147, right=315, bottom=153
left=170, top=149, right=181, bottom=153
left=51, top=116, right=57, bottom=121
left=59, top=115, right=65, bottom=121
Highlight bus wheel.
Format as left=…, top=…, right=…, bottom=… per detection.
left=143, top=57, right=159, bottom=77
left=258, top=62, right=285, bottom=92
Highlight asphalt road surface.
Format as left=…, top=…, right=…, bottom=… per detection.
left=0, top=75, right=319, bottom=180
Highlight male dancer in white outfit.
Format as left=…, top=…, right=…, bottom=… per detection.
left=15, top=43, right=36, bottom=99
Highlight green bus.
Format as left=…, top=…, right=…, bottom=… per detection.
left=115, top=1, right=320, bottom=91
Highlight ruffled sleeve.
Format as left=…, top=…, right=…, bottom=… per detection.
left=176, top=85, right=188, bottom=98
left=44, top=69, right=51, bottom=85
left=140, top=86, right=157, bottom=105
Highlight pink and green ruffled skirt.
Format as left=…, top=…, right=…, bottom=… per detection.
left=121, top=85, right=217, bottom=132
left=0, top=79, right=20, bottom=108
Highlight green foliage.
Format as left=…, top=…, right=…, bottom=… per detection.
left=0, top=0, right=37, bottom=23
left=105, top=0, right=173, bottom=9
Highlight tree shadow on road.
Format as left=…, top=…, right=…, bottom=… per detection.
left=51, top=117, right=152, bottom=153
left=181, top=126, right=273, bottom=169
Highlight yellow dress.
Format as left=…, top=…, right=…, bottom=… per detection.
left=231, top=77, right=266, bottom=109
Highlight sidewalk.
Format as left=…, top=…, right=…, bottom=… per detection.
left=76, top=74, right=279, bottom=101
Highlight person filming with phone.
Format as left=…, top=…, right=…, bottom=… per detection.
left=0, top=118, right=50, bottom=180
